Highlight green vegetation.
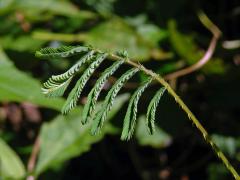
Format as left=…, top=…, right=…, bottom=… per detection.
left=0, top=0, right=240, bottom=179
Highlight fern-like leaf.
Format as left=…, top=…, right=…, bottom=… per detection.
left=42, top=77, right=73, bottom=98
left=91, top=68, right=139, bottom=135
left=146, top=87, right=166, bottom=134
left=37, top=45, right=240, bottom=179
left=51, top=50, right=95, bottom=81
left=82, top=60, right=125, bottom=124
left=62, top=53, right=108, bottom=114
left=41, top=51, right=95, bottom=97
left=35, top=46, right=90, bottom=59
left=121, top=78, right=152, bottom=140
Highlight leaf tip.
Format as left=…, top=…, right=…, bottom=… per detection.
left=35, top=51, right=42, bottom=58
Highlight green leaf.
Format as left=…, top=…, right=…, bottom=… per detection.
left=16, top=0, right=80, bottom=16
left=137, top=24, right=168, bottom=46
left=135, top=116, right=171, bottom=148
left=62, top=53, right=108, bottom=114
left=0, top=0, right=95, bottom=19
left=85, top=0, right=116, bottom=15
left=0, top=47, right=64, bottom=110
left=126, top=15, right=168, bottom=46
left=35, top=46, right=90, bottom=59
left=35, top=94, right=129, bottom=176
left=91, top=68, right=139, bottom=135
left=121, top=78, right=152, bottom=140
left=42, top=77, right=73, bottom=98
left=0, top=36, right=45, bottom=52
left=82, top=60, right=124, bottom=124
left=168, top=21, right=202, bottom=64
left=0, top=0, right=15, bottom=15
left=146, top=87, right=166, bottom=134
left=86, top=18, right=164, bottom=61
left=0, top=137, right=26, bottom=179
left=42, top=51, right=95, bottom=98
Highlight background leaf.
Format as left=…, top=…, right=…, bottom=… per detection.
left=0, top=0, right=95, bottom=19
left=86, top=18, right=166, bottom=61
left=35, top=94, right=129, bottom=175
left=0, top=137, right=26, bottom=179
left=136, top=116, right=171, bottom=148
left=0, top=47, right=64, bottom=110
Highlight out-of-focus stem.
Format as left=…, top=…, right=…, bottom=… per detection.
left=26, top=136, right=40, bottom=180
left=32, top=31, right=87, bottom=42
left=164, top=11, right=222, bottom=80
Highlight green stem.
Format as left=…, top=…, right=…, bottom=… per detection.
left=108, top=53, right=240, bottom=180
left=32, top=31, right=87, bottom=42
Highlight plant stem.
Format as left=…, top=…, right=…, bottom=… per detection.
left=164, top=11, right=222, bottom=80
left=27, top=136, right=40, bottom=180
left=32, top=31, right=87, bottom=42
left=164, top=35, right=218, bottom=80
left=108, top=53, right=240, bottom=180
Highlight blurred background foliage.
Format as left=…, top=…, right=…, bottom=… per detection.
left=0, top=0, right=240, bottom=179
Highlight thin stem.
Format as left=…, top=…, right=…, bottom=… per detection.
left=32, top=31, right=87, bottom=42
left=164, top=35, right=218, bottom=80
left=27, top=136, right=40, bottom=180
left=164, top=11, right=222, bottom=80
left=108, top=53, right=240, bottom=180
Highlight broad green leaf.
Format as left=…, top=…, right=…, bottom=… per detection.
left=0, top=137, right=26, bottom=179
left=126, top=15, right=168, bottom=46
left=0, top=36, right=45, bottom=52
left=0, top=0, right=95, bottom=21
left=32, top=31, right=88, bottom=42
left=137, top=24, right=168, bottom=46
left=168, top=21, right=202, bottom=64
left=168, top=20, right=226, bottom=74
left=32, top=18, right=166, bottom=61
left=32, top=18, right=171, bottom=61
left=85, top=0, right=116, bottom=15
left=86, top=18, right=165, bottom=61
left=0, top=48, right=64, bottom=110
left=16, top=0, right=80, bottom=17
left=136, top=116, right=171, bottom=148
left=35, top=94, right=129, bottom=176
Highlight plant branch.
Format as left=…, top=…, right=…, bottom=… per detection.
left=32, top=31, right=87, bottom=42
left=27, top=136, right=40, bottom=180
left=164, top=36, right=218, bottom=80
left=106, top=53, right=240, bottom=180
left=164, top=11, right=222, bottom=80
